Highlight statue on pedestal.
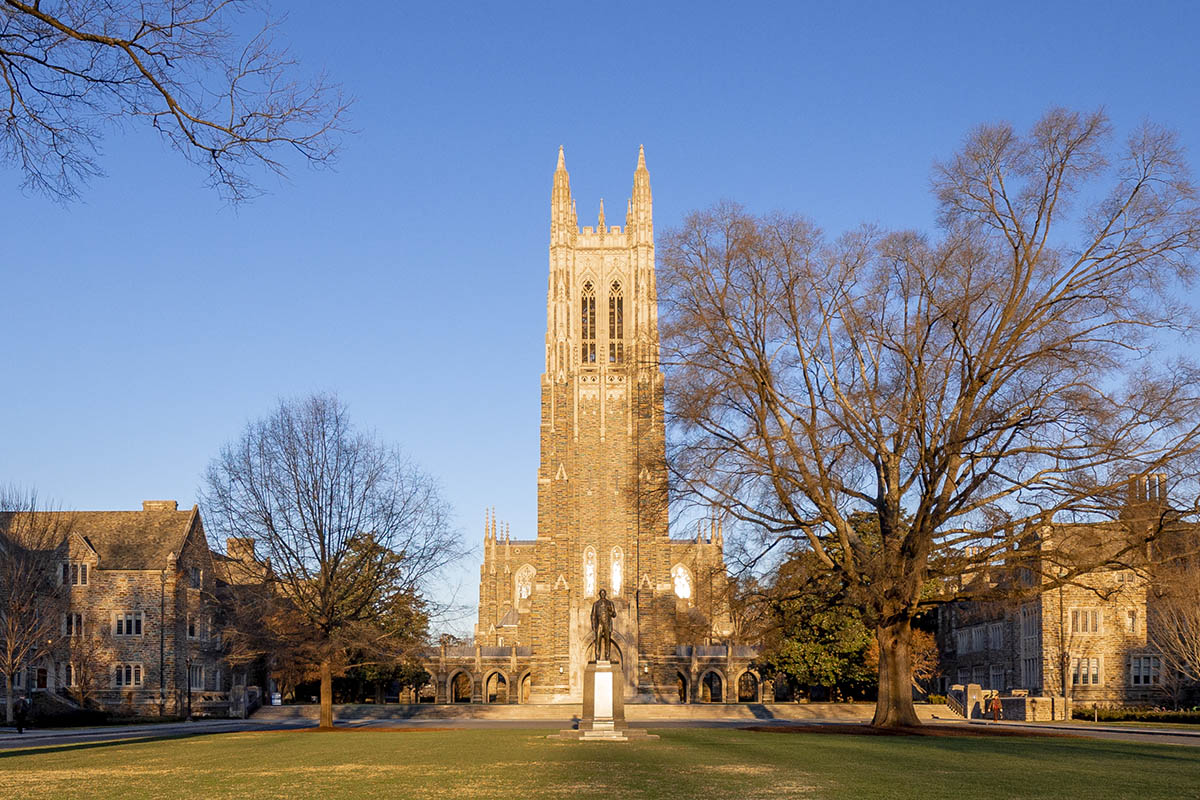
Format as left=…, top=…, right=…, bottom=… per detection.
left=590, top=588, right=617, bottom=662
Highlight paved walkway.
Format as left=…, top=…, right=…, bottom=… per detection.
left=964, top=718, right=1200, bottom=748
left=3, top=706, right=1198, bottom=750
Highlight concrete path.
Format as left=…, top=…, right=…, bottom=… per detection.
left=3, top=705, right=1197, bottom=750
left=964, top=718, right=1200, bottom=748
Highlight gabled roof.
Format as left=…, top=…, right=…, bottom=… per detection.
left=0, top=505, right=199, bottom=570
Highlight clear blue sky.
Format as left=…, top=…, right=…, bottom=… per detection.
left=3, top=1, right=1199, bottom=630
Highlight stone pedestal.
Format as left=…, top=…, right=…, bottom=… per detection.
left=552, top=660, right=657, bottom=742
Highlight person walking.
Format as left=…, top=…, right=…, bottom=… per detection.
left=13, top=695, right=29, bottom=734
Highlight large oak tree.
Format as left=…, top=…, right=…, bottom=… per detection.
left=659, top=109, right=1200, bottom=727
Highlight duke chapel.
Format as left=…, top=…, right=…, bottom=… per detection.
left=425, top=148, right=762, bottom=704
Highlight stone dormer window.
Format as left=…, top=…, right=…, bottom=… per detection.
left=608, top=281, right=624, bottom=363
left=61, top=561, right=88, bottom=586
left=581, top=281, right=596, bottom=364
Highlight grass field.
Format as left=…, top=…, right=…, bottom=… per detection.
left=1, top=727, right=1198, bottom=800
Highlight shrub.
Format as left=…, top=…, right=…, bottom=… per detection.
left=1072, top=707, right=1200, bottom=724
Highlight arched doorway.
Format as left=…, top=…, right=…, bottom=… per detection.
left=485, top=672, right=508, bottom=704
left=676, top=672, right=689, bottom=704
left=450, top=671, right=473, bottom=703
left=701, top=670, right=723, bottom=703
left=737, top=671, right=759, bottom=702
left=519, top=672, right=532, bottom=704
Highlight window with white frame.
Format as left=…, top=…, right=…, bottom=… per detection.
left=114, top=611, right=143, bottom=636
left=1071, top=657, right=1101, bottom=686
left=989, top=665, right=1004, bottom=691
left=956, top=668, right=970, bottom=685
left=61, top=561, right=88, bottom=586
left=114, top=663, right=143, bottom=687
left=1130, top=655, right=1161, bottom=686
left=1070, top=608, right=1101, bottom=634
left=971, top=665, right=985, bottom=686
left=970, top=626, right=985, bottom=652
left=189, top=665, right=204, bottom=690
left=64, top=612, right=83, bottom=636
left=988, top=623, right=1003, bottom=650
left=955, top=630, right=969, bottom=653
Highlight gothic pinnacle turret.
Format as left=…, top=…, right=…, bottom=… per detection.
left=627, top=145, right=652, bottom=243
left=551, top=146, right=576, bottom=243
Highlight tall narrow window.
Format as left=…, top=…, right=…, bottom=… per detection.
left=608, top=281, right=624, bottom=363
left=580, top=282, right=596, bottom=364
left=583, top=547, right=597, bottom=598
left=610, top=547, right=624, bottom=596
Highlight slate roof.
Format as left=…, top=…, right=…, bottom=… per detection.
left=0, top=506, right=198, bottom=570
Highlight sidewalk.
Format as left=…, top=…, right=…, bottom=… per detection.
left=0, top=718, right=276, bottom=750
left=966, top=717, right=1200, bottom=743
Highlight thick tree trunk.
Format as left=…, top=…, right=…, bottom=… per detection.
left=319, top=659, right=334, bottom=729
left=872, top=618, right=921, bottom=728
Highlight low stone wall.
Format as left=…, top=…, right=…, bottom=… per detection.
left=999, top=695, right=1071, bottom=721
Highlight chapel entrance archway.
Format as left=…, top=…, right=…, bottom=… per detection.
left=485, top=671, right=509, bottom=704
left=449, top=671, right=473, bottom=703
left=700, top=670, right=724, bottom=703
left=737, top=671, right=759, bottom=702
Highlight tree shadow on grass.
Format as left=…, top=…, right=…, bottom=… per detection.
left=0, top=732, right=216, bottom=759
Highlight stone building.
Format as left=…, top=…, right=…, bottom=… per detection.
left=426, top=148, right=762, bottom=704
left=6, top=501, right=231, bottom=716
left=938, top=476, right=1198, bottom=707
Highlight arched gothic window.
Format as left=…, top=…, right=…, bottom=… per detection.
left=583, top=547, right=597, bottom=598
left=610, top=546, right=624, bottom=596
left=580, top=282, right=596, bottom=364
left=671, top=564, right=693, bottom=600
left=608, top=281, right=624, bottom=363
left=514, top=564, right=535, bottom=604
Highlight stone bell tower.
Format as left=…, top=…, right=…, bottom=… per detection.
left=530, top=145, right=672, bottom=700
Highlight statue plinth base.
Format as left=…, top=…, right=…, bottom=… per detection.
left=551, top=660, right=657, bottom=742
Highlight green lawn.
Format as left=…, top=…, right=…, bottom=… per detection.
left=1, top=727, right=1198, bottom=800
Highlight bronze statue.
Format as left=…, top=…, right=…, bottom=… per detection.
left=590, top=588, right=617, bottom=662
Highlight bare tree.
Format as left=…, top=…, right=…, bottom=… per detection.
left=0, top=487, right=71, bottom=723
left=1149, top=569, right=1200, bottom=689
left=1, top=0, right=350, bottom=202
left=659, top=109, right=1200, bottom=727
left=201, top=393, right=461, bottom=728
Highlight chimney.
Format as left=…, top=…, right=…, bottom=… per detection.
left=142, top=500, right=178, bottom=512
left=226, top=537, right=256, bottom=563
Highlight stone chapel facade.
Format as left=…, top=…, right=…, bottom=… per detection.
left=425, top=148, right=762, bottom=704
